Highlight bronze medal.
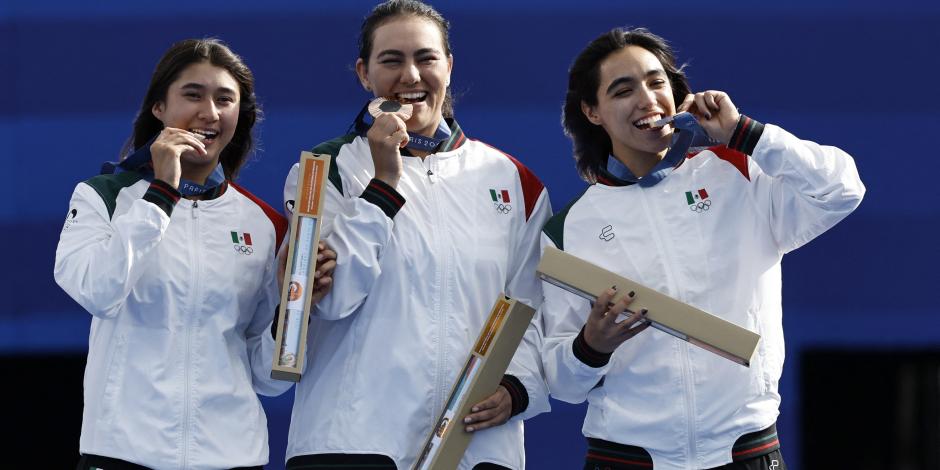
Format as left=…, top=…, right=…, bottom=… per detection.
left=368, top=97, right=413, bottom=120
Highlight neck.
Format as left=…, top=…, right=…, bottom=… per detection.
left=180, top=160, right=219, bottom=186
left=612, top=149, right=667, bottom=179
left=410, top=148, right=431, bottom=159
left=411, top=114, right=445, bottom=140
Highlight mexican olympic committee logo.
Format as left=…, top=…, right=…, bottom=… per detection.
left=685, top=188, right=712, bottom=213
left=231, top=230, right=254, bottom=255
left=489, top=188, right=512, bottom=215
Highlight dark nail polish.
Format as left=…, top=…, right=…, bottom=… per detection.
left=640, top=308, right=648, bottom=315
left=611, top=285, right=617, bottom=290
left=628, top=291, right=636, bottom=298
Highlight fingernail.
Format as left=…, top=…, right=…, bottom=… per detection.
left=611, top=285, right=617, bottom=291
left=628, top=291, right=635, bottom=298
left=466, top=426, right=474, bottom=432
left=640, top=308, right=648, bottom=315
left=464, top=416, right=472, bottom=423
left=705, top=113, right=712, bottom=119
left=472, top=406, right=479, bottom=412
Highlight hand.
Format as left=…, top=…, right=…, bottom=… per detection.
left=582, top=287, right=651, bottom=354
left=463, top=385, right=512, bottom=433
left=310, top=241, right=337, bottom=305
left=149, top=127, right=207, bottom=189
left=276, top=237, right=289, bottom=293
left=677, top=91, right=740, bottom=145
left=366, top=111, right=410, bottom=188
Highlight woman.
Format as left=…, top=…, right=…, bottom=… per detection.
left=54, top=38, right=334, bottom=470
left=539, top=28, right=865, bottom=470
left=281, top=1, right=551, bottom=469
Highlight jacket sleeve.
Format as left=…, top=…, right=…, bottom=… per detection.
left=54, top=181, right=173, bottom=319
left=283, top=162, right=403, bottom=321
left=538, top=233, right=611, bottom=404
left=743, top=122, right=865, bottom=253
left=245, top=246, right=294, bottom=396
left=504, top=188, right=552, bottom=420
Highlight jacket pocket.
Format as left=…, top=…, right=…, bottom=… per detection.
left=98, top=333, right=127, bottom=425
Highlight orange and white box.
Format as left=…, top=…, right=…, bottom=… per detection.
left=413, top=295, right=535, bottom=470
left=271, top=152, right=330, bottom=382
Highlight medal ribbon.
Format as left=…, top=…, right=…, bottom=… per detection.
left=101, top=136, right=226, bottom=197
left=606, top=112, right=720, bottom=187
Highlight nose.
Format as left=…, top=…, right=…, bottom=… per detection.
left=199, top=99, right=221, bottom=122
left=400, top=61, right=420, bottom=86
left=636, top=85, right=657, bottom=110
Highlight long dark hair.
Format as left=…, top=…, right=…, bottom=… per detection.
left=563, top=28, right=691, bottom=182
left=358, top=0, right=455, bottom=118
left=123, top=38, right=260, bottom=180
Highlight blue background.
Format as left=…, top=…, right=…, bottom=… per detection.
left=1, top=1, right=938, bottom=468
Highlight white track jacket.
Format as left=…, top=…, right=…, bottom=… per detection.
left=55, top=174, right=290, bottom=469
left=283, top=123, right=551, bottom=470
left=540, top=122, right=865, bottom=469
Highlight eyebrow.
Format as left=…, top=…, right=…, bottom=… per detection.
left=605, top=69, right=667, bottom=95
left=376, top=47, right=442, bottom=59
left=180, top=82, right=238, bottom=96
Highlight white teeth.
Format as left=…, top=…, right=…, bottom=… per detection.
left=633, top=115, right=662, bottom=127
left=190, top=129, right=219, bottom=139
left=397, top=92, right=426, bottom=100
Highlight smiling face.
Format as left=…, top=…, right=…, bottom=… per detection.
left=356, top=15, right=453, bottom=138
left=152, top=61, right=240, bottom=170
left=581, top=45, right=677, bottom=166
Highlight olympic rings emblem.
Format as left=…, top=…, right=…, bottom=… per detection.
left=689, top=199, right=712, bottom=213
left=494, top=203, right=512, bottom=215
left=233, top=244, right=254, bottom=255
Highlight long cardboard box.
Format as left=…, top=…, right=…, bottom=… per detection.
left=271, top=152, right=330, bottom=382
left=413, top=295, right=535, bottom=470
left=537, top=246, right=759, bottom=366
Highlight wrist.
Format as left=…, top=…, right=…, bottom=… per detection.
left=154, top=176, right=180, bottom=190
left=574, top=326, right=613, bottom=367
left=373, top=171, right=400, bottom=189
left=728, top=115, right=765, bottom=155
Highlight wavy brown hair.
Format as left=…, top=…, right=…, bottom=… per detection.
left=123, top=38, right=260, bottom=180
left=563, top=28, right=691, bottom=182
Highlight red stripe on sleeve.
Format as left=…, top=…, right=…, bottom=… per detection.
left=368, top=181, right=405, bottom=208
left=689, top=146, right=750, bottom=181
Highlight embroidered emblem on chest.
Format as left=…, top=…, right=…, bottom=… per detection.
left=489, top=188, right=512, bottom=215
left=685, top=188, right=712, bottom=213
left=231, top=231, right=254, bottom=255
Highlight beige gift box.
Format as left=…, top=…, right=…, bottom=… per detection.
left=537, top=246, right=759, bottom=366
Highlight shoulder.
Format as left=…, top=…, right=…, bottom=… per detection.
left=468, top=139, right=546, bottom=220
left=542, top=186, right=592, bottom=251
left=686, top=145, right=751, bottom=181
left=312, top=133, right=359, bottom=195
left=229, top=182, right=288, bottom=251
left=81, top=172, right=147, bottom=219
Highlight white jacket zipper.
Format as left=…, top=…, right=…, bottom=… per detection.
left=422, top=156, right=448, bottom=420
left=639, top=187, right=698, bottom=466
left=182, top=200, right=199, bottom=469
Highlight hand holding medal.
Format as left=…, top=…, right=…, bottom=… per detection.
left=366, top=97, right=413, bottom=188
